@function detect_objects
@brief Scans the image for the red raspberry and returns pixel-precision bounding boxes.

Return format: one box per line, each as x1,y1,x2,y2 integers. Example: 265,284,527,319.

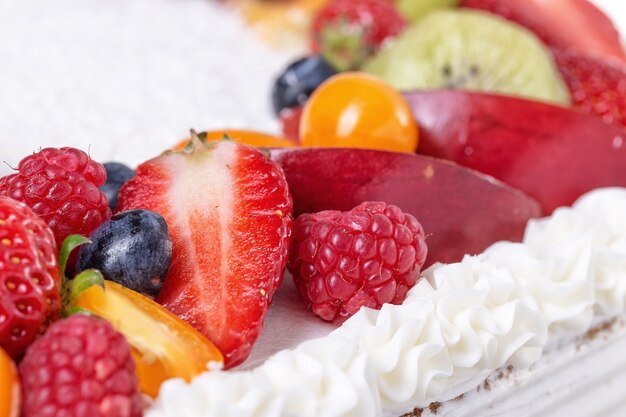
0,196,61,359
289,201,427,324
19,314,143,417
0,147,112,249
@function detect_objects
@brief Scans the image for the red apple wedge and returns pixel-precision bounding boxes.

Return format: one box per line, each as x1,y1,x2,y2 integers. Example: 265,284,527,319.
269,148,541,267
461,0,626,65
406,90,626,214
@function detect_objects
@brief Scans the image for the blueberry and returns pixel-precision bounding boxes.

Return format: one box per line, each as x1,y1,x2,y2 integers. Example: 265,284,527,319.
101,162,136,210
271,55,337,116
76,209,172,297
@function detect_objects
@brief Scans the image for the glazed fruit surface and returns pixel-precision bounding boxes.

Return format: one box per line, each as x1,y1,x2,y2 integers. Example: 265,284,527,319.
76,209,173,297
407,90,626,213
300,72,419,152
74,280,223,397
271,148,542,266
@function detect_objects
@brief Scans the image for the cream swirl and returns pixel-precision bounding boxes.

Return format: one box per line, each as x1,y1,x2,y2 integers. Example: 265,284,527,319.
521,188,626,320
147,369,280,417
481,237,595,335
574,188,626,316
337,257,547,411
146,334,379,417
259,334,379,417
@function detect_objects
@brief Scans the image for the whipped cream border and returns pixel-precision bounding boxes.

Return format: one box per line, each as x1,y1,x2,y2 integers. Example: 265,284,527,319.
146,188,626,417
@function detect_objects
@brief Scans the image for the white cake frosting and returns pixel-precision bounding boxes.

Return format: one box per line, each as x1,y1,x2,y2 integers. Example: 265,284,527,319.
339,258,547,411
481,236,595,335
146,188,626,417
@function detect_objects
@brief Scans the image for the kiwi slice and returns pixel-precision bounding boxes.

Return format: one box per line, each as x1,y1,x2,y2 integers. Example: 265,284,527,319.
364,10,571,106
396,0,461,22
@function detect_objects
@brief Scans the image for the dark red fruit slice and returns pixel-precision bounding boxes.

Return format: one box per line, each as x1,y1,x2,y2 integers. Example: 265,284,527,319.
461,0,626,64
270,148,541,267
407,90,626,214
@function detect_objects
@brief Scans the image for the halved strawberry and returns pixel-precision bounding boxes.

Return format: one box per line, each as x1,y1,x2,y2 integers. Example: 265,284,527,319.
554,48,626,130
116,138,293,368
461,0,626,64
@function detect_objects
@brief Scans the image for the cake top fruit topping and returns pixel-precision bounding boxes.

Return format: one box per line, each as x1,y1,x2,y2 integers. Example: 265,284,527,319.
2,1,626,416
64,234,224,399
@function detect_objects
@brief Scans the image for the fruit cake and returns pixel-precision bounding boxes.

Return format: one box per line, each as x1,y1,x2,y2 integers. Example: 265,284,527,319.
0,1,625,417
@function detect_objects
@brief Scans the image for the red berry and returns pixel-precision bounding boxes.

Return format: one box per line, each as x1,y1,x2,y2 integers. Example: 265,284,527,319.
0,147,112,250
312,0,407,71
554,48,626,130
289,201,427,324
0,196,61,359
117,139,293,368
19,314,143,417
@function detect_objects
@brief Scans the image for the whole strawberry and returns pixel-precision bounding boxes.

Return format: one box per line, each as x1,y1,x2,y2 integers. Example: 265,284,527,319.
554,49,626,130
19,314,143,417
289,201,427,324
0,196,61,359
0,147,112,251
312,0,407,71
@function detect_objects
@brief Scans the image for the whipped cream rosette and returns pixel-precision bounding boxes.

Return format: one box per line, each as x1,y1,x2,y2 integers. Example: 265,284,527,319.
338,257,548,411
